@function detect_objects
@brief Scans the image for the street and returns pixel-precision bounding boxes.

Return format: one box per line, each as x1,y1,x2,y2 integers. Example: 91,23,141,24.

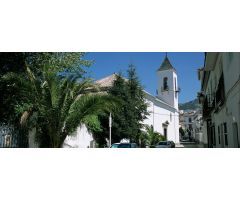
176,142,205,148
181,142,205,148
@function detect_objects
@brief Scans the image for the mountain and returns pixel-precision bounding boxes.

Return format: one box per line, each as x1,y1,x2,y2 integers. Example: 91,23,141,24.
179,98,201,111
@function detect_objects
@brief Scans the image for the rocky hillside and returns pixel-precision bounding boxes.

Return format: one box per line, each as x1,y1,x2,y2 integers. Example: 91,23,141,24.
179,98,201,111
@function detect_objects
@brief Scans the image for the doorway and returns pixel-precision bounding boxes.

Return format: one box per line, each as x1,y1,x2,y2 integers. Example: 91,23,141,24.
233,122,239,148
164,128,168,140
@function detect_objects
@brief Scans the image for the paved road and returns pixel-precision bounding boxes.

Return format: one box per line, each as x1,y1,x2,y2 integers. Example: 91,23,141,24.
181,142,205,148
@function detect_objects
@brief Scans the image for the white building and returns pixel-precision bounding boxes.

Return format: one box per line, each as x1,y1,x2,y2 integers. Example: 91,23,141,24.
198,52,240,148
179,109,203,142
192,109,203,143
63,55,180,147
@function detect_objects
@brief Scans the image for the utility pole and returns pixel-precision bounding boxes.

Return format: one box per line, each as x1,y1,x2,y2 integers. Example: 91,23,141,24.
109,113,112,148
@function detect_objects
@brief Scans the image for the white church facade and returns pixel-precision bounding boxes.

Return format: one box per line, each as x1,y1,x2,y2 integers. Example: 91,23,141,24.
63,55,180,147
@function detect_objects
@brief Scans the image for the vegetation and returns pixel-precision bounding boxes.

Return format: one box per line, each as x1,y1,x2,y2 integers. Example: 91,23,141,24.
0,53,27,124
144,125,166,147
1,53,119,147
91,65,149,147
1,54,163,148
179,127,185,137
126,65,149,143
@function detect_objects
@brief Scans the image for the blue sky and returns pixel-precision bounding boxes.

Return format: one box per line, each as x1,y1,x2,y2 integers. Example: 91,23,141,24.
85,52,205,104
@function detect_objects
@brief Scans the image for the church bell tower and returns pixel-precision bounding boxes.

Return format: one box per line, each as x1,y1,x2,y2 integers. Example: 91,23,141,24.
157,54,179,110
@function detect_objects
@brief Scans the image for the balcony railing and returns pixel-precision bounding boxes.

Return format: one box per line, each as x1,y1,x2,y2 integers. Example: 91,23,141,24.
202,73,225,118
203,94,214,118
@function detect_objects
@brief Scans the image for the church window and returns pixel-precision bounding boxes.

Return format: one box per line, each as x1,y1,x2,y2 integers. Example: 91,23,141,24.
163,77,168,90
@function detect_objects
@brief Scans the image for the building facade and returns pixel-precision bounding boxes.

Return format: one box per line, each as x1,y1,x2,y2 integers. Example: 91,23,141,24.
198,52,240,148
179,109,203,142
192,109,203,143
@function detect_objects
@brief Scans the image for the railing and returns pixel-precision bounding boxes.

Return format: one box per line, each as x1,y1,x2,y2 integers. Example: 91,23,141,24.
202,73,226,117
203,94,214,118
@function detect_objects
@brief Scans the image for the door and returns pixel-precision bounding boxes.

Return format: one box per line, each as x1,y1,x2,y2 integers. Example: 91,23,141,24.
233,122,239,148
220,124,224,148
207,119,213,147
164,128,167,140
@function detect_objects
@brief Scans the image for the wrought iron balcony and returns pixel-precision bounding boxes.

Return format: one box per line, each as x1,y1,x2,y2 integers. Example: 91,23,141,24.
202,94,214,118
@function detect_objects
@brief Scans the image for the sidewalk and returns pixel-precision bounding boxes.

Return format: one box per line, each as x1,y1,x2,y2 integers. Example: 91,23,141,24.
180,142,205,148
176,143,185,148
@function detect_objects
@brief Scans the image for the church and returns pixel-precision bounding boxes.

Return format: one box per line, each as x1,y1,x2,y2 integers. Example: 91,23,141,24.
63,55,180,147
144,55,180,143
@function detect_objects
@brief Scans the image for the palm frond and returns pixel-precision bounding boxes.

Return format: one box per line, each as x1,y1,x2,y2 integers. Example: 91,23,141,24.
65,94,119,134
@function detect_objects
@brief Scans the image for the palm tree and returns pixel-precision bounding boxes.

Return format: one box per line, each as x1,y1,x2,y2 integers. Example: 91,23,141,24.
3,56,119,148
145,125,165,147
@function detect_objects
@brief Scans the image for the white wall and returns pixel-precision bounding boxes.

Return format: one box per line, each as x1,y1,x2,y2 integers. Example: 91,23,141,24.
63,125,95,148
28,125,94,148
144,96,180,144
203,53,240,148
157,69,178,110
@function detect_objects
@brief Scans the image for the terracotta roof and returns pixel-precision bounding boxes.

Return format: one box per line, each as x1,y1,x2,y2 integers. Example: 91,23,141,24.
95,74,117,88
157,56,176,72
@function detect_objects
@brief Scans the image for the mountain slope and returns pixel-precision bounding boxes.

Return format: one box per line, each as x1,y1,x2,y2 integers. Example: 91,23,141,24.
179,99,201,111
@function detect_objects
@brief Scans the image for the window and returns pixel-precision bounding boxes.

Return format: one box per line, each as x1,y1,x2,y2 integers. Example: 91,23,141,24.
163,77,168,90
223,122,228,147
225,134,228,146
212,125,216,146
189,118,192,123
216,73,225,106
224,123,227,133
170,113,172,122
218,126,221,145
233,122,239,148
189,124,193,131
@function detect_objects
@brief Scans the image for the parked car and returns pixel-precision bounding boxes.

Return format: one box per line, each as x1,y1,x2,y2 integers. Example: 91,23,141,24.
169,141,175,148
155,141,175,148
117,143,138,148
111,143,120,148
180,136,190,142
